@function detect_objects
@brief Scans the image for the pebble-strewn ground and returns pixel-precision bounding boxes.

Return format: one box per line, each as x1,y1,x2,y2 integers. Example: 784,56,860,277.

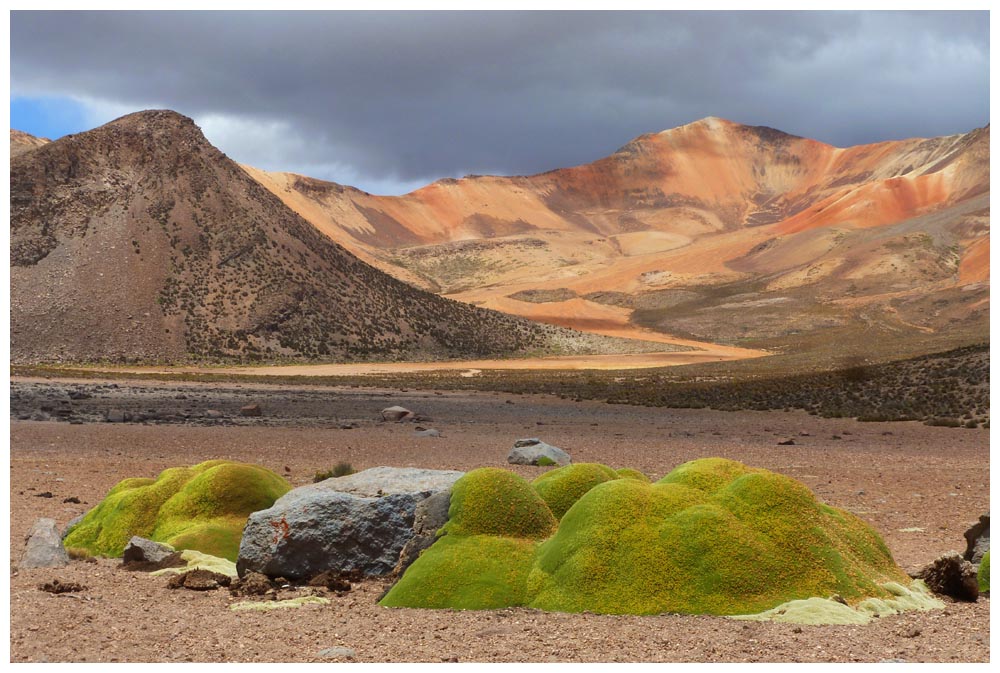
9,377,990,663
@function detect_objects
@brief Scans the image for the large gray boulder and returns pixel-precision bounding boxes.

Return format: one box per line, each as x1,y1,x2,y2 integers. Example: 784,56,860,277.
237,467,462,581
507,438,571,466
964,512,990,564
20,518,70,569
394,490,452,576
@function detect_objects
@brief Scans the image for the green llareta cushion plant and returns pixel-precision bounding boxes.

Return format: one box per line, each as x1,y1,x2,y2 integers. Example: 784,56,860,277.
63,460,291,561
531,462,619,519
381,458,915,618
979,550,990,592
380,468,556,610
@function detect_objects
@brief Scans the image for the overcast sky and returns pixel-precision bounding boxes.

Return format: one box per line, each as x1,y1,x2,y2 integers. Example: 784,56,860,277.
10,10,990,195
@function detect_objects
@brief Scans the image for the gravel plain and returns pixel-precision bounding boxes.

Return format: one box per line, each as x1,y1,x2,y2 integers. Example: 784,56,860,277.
8,377,990,663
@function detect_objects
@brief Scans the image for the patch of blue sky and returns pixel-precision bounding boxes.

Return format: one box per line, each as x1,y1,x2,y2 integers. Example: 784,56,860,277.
10,96,94,140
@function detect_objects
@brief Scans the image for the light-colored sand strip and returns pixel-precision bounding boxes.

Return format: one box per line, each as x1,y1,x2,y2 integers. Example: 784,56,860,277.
77,346,767,378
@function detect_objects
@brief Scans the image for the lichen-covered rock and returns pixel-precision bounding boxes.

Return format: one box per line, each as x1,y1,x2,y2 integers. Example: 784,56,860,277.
238,467,462,581
62,461,291,562
978,550,990,592
383,458,916,617
964,512,989,564
531,462,619,519
20,518,70,569
507,438,571,467
915,552,979,601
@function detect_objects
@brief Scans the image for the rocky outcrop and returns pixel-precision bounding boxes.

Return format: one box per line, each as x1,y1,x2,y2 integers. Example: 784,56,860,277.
507,438,572,466
914,552,979,601
20,518,70,569
237,467,462,580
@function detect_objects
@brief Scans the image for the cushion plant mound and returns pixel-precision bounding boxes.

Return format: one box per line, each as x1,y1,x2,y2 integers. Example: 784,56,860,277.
531,462,620,520
979,550,990,592
379,534,539,610
150,549,239,578
528,458,908,615
443,468,557,540
615,467,650,482
63,460,290,562
381,459,918,618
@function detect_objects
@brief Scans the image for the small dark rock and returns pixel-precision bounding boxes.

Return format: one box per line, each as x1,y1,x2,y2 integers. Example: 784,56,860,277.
915,552,979,601
63,496,81,504
901,627,921,638
240,404,262,417
35,492,54,498
167,569,232,591
778,439,796,446
229,571,276,597
39,579,85,594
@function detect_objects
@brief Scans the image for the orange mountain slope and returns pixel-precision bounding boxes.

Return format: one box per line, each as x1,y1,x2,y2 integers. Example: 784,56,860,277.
247,117,989,354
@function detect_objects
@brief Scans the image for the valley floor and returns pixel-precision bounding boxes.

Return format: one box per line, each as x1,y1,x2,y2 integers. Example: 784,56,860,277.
8,378,990,663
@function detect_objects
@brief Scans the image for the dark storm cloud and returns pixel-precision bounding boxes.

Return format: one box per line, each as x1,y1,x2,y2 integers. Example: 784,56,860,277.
10,10,989,194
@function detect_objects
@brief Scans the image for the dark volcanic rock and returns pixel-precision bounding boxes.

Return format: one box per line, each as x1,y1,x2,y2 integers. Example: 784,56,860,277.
963,512,990,564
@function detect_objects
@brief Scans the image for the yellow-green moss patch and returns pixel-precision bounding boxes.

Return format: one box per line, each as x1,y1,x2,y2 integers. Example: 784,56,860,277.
444,468,556,540
380,535,539,610
531,462,620,520
615,467,650,482
150,549,238,578
733,581,942,625
229,596,330,612
63,460,290,561
979,550,990,592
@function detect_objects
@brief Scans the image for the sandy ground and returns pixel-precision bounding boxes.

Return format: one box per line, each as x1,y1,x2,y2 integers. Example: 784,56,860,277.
76,345,768,378
8,378,990,663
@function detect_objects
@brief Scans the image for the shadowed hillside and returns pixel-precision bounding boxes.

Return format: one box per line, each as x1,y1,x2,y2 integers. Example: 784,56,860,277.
10,111,667,364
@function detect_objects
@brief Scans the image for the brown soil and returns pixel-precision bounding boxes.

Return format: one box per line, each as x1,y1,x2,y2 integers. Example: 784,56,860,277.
9,378,989,663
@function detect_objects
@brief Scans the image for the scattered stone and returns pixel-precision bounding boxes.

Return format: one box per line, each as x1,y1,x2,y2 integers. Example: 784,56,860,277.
901,626,921,638
39,579,85,594
441,655,459,663
778,439,796,445
167,569,232,591
20,518,70,569
34,492,54,498
318,646,356,660
381,406,414,422
205,409,224,419
308,569,362,592
229,571,276,597
963,512,989,564
394,490,453,576
106,409,129,423
792,626,802,634
914,552,979,601
507,438,572,467
122,536,177,566
68,391,91,400
238,467,462,580
413,428,441,438
240,403,262,417
62,496,81,504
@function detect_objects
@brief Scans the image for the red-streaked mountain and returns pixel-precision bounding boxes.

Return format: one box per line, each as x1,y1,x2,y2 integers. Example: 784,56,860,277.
248,117,989,357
